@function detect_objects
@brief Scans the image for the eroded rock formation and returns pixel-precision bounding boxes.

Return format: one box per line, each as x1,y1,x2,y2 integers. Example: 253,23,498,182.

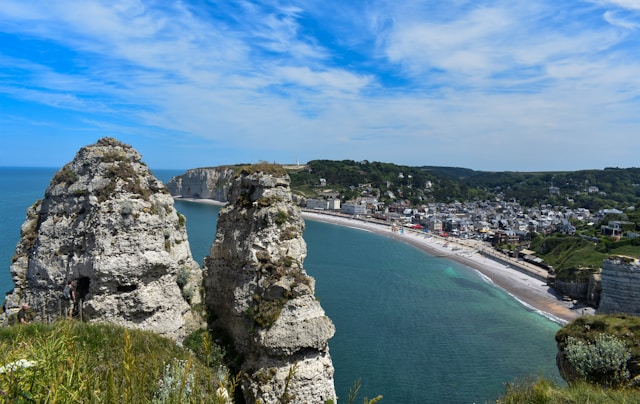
166,167,236,201
598,255,640,315
4,137,202,341
204,166,336,403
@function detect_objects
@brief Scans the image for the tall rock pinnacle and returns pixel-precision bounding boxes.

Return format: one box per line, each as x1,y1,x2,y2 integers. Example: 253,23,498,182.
204,165,337,403
4,137,202,341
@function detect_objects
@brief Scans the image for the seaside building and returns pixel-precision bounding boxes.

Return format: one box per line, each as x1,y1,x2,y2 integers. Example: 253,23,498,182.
342,203,367,215
306,198,341,211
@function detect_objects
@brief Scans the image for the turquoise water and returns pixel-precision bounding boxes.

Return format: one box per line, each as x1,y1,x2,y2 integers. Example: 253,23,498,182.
0,167,562,403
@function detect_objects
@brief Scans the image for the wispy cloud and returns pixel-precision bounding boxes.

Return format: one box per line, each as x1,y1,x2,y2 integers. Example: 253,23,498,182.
1,0,639,170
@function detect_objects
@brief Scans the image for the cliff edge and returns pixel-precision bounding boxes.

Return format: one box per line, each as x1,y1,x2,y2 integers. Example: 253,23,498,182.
3,137,202,341
204,165,336,403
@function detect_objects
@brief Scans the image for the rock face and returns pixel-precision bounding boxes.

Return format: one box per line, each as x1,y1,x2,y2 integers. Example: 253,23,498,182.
166,167,236,201
554,273,601,307
598,256,640,315
4,137,202,341
204,167,336,403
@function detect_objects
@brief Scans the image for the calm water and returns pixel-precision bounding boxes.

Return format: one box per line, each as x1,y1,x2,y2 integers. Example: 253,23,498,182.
0,167,562,403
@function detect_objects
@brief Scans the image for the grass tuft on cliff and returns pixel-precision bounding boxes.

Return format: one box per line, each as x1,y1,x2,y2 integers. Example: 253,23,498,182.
0,321,234,403
236,162,286,177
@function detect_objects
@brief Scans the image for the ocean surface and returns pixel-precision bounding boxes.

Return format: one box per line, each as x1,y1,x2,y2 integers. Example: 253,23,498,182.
0,167,563,403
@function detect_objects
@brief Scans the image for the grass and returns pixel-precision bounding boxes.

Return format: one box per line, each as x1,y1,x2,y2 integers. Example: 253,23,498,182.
0,321,234,403
236,163,287,177
498,375,640,403
531,234,640,281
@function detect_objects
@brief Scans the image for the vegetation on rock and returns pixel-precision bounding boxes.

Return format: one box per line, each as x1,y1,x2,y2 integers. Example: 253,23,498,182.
51,167,79,186
564,334,631,387
237,162,287,177
556,314,640,369
500,314,640,402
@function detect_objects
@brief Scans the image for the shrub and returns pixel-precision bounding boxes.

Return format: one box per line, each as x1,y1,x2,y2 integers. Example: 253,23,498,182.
100,150,127,163
275,210,289,226
153,358,195,403
178,213,186,227
564,333,631,387
52,167,78,186
176,268,190,288
183,329,226,370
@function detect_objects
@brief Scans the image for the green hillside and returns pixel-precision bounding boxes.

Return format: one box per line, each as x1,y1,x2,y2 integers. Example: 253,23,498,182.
289,160,640,210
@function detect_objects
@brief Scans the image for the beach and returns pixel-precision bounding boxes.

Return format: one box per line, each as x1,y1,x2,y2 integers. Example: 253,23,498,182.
174,198,591,325
300,210,593,325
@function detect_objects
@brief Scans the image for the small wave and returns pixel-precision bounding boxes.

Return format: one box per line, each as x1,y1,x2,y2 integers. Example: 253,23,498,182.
474,271,568,325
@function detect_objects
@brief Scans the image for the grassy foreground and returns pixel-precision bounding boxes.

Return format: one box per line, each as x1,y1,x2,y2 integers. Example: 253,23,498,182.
0,321,235,403
498,376,640,403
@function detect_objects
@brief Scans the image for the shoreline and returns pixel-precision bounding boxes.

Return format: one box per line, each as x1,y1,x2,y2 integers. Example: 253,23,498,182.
300,210,592,325
172,197,591,325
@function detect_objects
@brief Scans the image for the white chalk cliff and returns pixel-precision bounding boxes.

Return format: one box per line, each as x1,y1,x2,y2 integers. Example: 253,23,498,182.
166,166,236,201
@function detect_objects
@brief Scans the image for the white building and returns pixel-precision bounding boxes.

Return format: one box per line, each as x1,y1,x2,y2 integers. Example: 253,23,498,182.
342,203,367,215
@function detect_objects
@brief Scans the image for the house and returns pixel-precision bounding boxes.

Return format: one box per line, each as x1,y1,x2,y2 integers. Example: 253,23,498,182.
491,230,520,246
601,221,634,238
558,219,576,235
428,217,443,233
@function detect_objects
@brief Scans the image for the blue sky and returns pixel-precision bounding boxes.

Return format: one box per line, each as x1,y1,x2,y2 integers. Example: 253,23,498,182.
1,0,639,171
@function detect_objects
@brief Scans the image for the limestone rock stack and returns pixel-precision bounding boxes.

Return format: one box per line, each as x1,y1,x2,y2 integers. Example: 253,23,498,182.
204,166,336,403
4,137,202,341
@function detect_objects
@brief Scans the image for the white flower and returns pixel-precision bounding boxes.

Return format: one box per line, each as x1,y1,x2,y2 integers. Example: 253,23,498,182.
0,359,37,374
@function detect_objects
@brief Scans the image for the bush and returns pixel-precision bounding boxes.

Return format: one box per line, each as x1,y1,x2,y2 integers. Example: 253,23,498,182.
565,333,631,387
52,167,78,186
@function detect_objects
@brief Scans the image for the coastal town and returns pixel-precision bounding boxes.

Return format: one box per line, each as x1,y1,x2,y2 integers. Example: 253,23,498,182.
304,192,630,267
301,177,640,322
166,164,640,320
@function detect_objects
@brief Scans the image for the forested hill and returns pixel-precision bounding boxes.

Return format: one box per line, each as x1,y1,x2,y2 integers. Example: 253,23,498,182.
288,160,640,210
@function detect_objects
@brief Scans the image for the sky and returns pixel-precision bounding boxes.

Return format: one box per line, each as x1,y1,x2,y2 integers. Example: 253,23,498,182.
1,1,640,172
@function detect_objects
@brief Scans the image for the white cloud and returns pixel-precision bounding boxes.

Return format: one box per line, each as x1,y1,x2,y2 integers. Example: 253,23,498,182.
1,0,640,170
596,0,640,10
603,10,640,28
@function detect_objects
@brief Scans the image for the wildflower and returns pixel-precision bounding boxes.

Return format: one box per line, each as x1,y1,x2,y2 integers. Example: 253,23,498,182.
0,359,37,374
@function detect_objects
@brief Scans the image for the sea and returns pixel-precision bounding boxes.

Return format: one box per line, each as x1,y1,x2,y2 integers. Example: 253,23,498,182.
0,167,563,403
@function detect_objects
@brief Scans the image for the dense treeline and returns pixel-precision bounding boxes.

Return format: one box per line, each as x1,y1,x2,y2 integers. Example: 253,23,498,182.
289,160,640,210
